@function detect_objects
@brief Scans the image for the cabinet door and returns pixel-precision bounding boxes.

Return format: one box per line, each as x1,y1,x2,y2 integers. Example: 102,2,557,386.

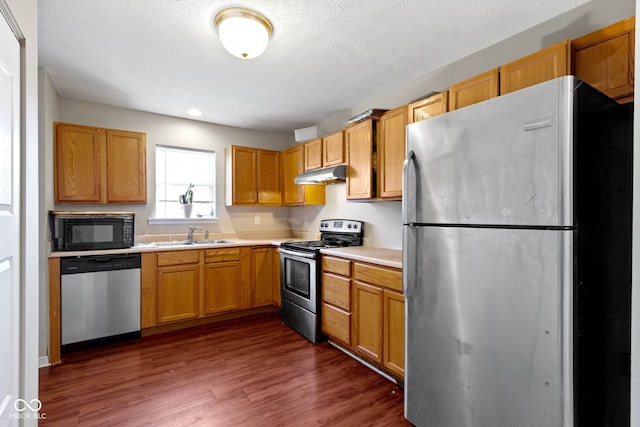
378,107,407,199
304,138,323,171
383,290,405,378
252,247,273,307
105,129,147,203
408,91,448,124
156,264,200,324
572,16,635,102
352,281,383,363
54,122,104,203
345,119,375,200
500,40,570,95
272,247,281,307
257,149,281,205
323,131,345,167
282,145,305,205
231,146,258,204
203,260,241,315
282,145,325,206
448,68,499,111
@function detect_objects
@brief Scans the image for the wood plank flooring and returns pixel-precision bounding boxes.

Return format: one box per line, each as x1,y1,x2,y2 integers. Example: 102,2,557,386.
39,312,410,426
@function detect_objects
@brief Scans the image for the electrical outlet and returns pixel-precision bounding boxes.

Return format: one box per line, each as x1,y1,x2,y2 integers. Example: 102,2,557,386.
254,215,260,225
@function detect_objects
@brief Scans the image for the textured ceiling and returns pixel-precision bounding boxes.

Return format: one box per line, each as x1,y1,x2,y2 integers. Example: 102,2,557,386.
38,0,589,134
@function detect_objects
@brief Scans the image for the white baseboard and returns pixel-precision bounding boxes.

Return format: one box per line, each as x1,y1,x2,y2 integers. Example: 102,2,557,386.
38,356,50,368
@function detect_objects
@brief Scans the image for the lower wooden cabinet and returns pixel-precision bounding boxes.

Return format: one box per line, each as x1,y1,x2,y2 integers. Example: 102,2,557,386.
353,281,384,363
252,246,273,307
321,255,404,380
383,290,405,378
141,246,279,330
156,250,201,324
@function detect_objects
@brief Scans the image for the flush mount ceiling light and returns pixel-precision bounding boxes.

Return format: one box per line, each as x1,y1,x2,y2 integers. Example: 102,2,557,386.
214,8,273,59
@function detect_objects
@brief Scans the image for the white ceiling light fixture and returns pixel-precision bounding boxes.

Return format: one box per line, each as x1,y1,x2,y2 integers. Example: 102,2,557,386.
186,108,202,117
214,8,273,59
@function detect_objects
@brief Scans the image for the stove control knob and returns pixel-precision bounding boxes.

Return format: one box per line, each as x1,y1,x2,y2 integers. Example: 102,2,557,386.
354,224,359,229
347,224,352,229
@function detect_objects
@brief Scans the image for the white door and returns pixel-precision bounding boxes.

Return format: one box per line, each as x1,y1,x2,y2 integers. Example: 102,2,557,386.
0,8,21,426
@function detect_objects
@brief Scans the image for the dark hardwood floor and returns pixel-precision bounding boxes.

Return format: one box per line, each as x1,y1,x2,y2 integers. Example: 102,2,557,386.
39,312,409,426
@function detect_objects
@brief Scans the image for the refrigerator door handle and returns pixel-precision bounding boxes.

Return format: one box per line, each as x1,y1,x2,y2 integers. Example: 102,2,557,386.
402,225,415,296
402,149,416,225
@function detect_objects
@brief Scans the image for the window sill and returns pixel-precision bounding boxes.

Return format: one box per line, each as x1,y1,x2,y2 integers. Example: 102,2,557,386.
148,217,219,225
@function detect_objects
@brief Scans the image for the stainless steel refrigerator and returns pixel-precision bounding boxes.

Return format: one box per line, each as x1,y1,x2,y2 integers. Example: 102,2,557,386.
402,76,632,426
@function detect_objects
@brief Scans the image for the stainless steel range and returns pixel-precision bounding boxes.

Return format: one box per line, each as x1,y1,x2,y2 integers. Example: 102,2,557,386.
280,219,364,343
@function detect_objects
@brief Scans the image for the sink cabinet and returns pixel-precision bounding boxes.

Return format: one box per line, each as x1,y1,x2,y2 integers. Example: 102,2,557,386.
156,250,201,324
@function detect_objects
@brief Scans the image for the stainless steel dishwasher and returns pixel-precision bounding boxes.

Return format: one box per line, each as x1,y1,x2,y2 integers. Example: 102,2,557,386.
61,253,141,351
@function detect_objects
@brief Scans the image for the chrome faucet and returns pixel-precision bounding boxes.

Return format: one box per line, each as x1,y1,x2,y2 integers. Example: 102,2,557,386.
187,226,202,241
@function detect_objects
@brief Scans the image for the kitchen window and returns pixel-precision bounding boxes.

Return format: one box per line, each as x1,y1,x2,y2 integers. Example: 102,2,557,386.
154,145,216,219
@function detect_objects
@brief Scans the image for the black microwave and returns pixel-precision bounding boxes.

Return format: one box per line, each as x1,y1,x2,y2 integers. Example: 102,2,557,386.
50,212,135,251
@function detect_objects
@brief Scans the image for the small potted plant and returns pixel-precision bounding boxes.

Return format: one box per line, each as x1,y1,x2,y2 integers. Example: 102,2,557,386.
179,183,194,218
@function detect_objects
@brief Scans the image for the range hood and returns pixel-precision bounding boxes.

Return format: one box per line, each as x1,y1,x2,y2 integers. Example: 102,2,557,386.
294,165,346,185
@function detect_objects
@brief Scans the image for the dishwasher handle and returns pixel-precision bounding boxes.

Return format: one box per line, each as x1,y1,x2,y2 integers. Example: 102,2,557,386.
60,253,141,275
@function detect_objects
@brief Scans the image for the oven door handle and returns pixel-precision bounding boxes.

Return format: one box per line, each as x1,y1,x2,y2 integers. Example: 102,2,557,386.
279,248,317,259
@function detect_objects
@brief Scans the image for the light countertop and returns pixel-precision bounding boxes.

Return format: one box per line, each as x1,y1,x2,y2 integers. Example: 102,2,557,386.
320,246,402,269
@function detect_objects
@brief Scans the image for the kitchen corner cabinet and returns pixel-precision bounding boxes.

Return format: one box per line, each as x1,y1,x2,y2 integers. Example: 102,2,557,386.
282,145,326,206
572,16,635,103
407,91,448,124
448,68,499,111
345,119,376,200
225,145,281,206
321,255,404,380
54,122,147,204
500,40,571,95
156,250,201,324
378,107,407,200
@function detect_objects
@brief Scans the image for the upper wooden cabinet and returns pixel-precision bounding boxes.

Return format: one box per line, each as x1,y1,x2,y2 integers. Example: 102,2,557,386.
304,131,345,171
572,16,635,103
225,145,281,206
407,91,448,124
322,130,345,167
304,138,323,171
345,119,375,200
282,144,326,206
54,122,147,204
378,106,407,200
500,40,571,95
448,68,499,111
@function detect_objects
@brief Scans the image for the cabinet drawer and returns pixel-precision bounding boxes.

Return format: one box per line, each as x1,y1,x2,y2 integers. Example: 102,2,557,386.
322,303,351,345
157,250,200,266
322,256,351,276
205,247,240,263
353,262,402,292
322,273,351,311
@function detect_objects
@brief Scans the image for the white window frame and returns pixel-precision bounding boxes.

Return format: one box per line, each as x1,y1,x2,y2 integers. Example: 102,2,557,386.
150,145,217,224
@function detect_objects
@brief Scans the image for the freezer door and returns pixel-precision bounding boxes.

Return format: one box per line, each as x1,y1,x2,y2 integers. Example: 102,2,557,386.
404,226,573,427
405,76,576,227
